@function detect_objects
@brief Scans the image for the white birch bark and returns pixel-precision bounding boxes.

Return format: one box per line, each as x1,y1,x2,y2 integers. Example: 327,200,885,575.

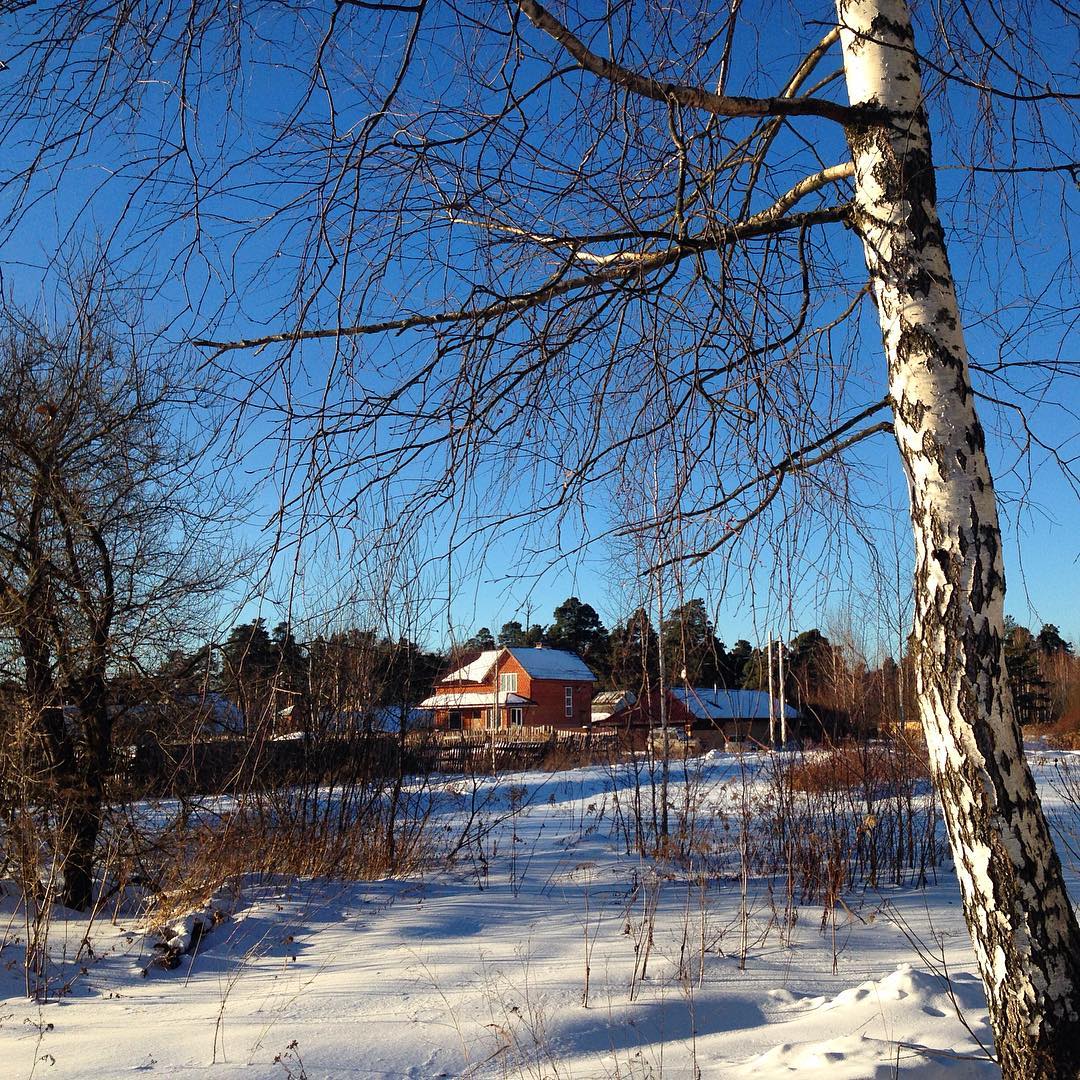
837,0,1080,1073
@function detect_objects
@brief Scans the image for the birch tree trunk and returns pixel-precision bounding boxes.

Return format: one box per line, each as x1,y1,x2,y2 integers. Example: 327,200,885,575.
837,0,1080,1073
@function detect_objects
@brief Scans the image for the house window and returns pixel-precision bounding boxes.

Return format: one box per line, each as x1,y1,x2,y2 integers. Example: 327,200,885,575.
564,686,574,718
510,706,523,727
486,707,500,730
500,672,518,693
448,710,462,731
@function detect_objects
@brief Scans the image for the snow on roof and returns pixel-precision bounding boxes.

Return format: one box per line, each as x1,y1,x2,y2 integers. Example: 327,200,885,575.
367,705,431,732
186,691,245,735
440,650,500,684
591,711,622,725
506,647,595,681
672,687,797,722
593,689,636,705
440,647,595,684
334,706,431,732
419,690,532,709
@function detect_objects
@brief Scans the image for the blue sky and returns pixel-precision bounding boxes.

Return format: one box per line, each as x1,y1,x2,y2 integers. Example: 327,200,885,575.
0,0,1076,655
432,411,1079,652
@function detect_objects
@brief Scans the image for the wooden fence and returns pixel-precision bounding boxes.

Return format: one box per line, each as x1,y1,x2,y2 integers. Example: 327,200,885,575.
113,727,620,796
115,733,400,796
406,728,618,773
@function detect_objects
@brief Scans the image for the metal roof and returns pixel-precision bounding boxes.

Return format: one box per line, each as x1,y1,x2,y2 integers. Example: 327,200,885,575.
440,646,595,684
671,687,797,721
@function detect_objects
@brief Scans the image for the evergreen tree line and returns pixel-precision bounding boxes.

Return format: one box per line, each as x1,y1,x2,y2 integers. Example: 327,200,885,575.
474,604,1080,737
1003,619,1077,727
150,605,1077,740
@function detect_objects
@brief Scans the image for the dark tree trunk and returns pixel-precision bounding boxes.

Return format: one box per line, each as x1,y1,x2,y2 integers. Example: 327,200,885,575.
60,800,100,912
58,676,111,911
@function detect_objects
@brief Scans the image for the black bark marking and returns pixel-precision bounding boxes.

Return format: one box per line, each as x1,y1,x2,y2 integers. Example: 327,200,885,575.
935,306,958,331
932,547,951,576
921,429,944,473
966,421,986,453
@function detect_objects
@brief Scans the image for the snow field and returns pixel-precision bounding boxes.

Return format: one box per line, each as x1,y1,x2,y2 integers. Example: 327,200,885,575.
4,748,1079,1078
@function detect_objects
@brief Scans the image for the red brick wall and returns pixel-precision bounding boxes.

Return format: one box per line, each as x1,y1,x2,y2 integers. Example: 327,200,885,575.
433,651,594,731
523,676,592,730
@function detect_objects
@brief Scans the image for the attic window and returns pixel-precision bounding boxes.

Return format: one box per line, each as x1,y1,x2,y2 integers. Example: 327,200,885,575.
500,672,518,693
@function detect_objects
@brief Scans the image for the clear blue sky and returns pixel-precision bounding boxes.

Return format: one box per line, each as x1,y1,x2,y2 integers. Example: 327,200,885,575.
1,0,1075,655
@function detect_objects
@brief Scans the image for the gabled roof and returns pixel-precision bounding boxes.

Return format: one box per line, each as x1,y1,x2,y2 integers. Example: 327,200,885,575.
671,687,797,722
440,646,595,685
441,649,501,684
506,647,595,681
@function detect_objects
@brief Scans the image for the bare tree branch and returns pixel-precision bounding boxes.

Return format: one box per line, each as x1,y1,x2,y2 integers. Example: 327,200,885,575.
515,0,855,123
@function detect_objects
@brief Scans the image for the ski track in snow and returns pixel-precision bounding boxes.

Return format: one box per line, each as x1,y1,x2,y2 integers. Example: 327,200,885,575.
4,746,1079,1078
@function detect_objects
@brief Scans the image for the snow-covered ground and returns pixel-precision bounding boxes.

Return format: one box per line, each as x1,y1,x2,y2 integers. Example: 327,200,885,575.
4,748,1080,1079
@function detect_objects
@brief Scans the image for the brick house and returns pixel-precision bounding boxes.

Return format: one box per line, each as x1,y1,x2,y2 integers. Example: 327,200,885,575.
419,646,596,732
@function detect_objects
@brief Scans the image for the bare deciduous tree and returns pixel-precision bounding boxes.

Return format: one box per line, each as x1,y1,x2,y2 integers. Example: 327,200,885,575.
0,281,230,910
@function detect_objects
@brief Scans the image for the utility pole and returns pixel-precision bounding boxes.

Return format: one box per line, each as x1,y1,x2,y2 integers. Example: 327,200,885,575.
656,574,669,843
646,450,669,845
767,637,776,749
491,648,499,770
777,637,787,748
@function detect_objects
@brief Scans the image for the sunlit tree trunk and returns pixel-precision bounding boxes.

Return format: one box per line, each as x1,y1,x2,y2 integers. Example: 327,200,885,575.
838,0,1080,1073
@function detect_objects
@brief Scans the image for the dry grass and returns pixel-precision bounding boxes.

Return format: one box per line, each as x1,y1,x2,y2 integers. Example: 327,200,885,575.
769,738,938,898
1029,718,1080,750
145,795,438,927
786,741,930,797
